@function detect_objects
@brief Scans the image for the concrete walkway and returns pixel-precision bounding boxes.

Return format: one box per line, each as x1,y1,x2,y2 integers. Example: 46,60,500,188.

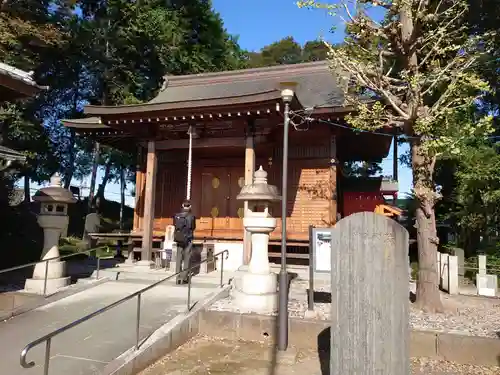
0,276,223,375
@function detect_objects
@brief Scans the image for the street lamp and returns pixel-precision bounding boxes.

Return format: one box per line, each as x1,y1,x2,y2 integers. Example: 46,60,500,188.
278,81,297,351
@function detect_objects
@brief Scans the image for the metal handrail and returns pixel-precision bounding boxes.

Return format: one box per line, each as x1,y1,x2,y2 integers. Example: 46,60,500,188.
20,249,229,375
0,247,106,296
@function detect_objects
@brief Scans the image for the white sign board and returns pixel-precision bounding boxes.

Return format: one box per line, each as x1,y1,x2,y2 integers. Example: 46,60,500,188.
312,228,332,273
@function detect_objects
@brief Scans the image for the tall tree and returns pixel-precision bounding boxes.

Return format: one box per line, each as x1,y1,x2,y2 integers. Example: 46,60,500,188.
299,0,494,311
303,39,329,62
70,0,246,203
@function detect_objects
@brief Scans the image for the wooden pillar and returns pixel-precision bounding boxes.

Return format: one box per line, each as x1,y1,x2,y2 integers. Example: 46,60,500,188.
329,134,338,225
140,140,157,265
243,131,255,265
133,145,144,232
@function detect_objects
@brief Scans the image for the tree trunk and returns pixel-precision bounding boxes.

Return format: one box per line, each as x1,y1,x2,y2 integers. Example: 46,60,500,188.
119,166,125,230
63,129,76,189
23,175,30,204
412,141,443,312
88,142,100,212
95,159,112,199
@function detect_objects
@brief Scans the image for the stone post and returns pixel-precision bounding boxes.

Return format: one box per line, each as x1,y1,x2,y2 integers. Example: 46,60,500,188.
330,212,410,375
448,255,459,295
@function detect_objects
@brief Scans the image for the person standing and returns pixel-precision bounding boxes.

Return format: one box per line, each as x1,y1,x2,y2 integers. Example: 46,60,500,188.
173,200,196,284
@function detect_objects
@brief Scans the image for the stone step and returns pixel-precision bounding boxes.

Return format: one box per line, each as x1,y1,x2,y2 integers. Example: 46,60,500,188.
90,267,234,286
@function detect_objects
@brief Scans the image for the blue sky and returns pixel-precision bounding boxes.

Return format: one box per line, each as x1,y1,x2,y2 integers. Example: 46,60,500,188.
26,0,413,206
210,0,413,198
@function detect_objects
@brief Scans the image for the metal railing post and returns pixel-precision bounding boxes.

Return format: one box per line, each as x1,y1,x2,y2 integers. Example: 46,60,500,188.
19,250,229,370
220,252,224,287
96,250,100,280
43,260,49,296
43,338,51,375
187,272,192,311
135,294,141,350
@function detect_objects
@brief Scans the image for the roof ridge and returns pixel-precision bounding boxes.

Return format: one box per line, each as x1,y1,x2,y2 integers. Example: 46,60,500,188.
165,61,330,87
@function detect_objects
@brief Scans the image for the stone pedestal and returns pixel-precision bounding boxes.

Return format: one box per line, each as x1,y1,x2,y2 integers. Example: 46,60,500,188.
24,210,71,294
232,216,278,313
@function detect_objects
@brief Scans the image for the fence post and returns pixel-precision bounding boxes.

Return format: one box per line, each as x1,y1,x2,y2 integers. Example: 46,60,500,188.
478,255,487,275
135,294,141,350
448,255,459,295
441,253,449,292
96,252,100,280
220,252,225,287
43,260,49,296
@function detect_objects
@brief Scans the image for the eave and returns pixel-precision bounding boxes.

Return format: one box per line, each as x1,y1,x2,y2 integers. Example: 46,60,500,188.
84,90,291,118
0,145,26,162
0,62,46,99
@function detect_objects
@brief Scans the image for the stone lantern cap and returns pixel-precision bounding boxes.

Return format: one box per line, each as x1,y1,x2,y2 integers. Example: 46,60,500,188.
32,173,77,204
236,166,281,202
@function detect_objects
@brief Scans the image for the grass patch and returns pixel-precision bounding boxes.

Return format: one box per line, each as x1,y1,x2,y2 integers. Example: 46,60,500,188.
59,237,115,260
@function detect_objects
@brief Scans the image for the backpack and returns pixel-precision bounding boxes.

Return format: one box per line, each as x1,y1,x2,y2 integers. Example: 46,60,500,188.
174,214,188,243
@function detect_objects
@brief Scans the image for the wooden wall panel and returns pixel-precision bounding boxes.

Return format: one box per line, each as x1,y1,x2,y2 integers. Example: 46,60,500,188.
135,129,337,242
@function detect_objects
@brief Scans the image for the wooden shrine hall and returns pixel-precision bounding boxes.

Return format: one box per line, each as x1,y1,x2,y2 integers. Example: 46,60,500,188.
63,61,396,269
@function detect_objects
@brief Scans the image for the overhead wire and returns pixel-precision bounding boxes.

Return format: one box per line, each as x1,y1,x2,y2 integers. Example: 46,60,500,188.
288,109,500,141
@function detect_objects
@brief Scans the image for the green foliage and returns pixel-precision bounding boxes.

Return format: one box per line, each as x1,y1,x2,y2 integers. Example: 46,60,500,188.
298,0,497,310
341,161,382,178
439,142,500,247
244,37,329,68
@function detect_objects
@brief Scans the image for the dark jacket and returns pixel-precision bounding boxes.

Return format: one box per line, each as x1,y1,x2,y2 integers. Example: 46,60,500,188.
173,211,196,243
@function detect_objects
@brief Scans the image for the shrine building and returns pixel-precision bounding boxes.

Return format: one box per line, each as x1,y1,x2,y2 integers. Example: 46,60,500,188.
63,61,399,269
0,62,45,169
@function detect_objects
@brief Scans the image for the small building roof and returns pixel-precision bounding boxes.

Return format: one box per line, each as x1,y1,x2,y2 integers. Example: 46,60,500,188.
61,116,109,130
0,145,25,161
0,62,46,165
0,62,46,99
0,145,26,167
84,61,344,117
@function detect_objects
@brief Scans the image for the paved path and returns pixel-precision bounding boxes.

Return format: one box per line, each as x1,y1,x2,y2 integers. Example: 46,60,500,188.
0,277,221,375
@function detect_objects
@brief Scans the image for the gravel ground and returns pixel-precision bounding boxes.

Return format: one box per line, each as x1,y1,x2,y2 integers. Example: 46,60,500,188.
139,336,500,375
210,278,500,338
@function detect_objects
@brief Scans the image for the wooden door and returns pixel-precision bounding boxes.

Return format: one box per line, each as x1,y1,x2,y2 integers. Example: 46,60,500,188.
198,167,230,236
228,166,245,233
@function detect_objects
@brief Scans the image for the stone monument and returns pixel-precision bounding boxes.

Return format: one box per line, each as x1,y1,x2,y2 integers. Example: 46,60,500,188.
330,212,410,375
25,173,77,295
232,166,281,313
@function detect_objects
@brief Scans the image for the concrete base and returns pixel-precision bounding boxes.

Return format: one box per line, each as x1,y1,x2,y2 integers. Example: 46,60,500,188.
32,260,66,279
24,276,71,295
476,274,498,297
232,271,278,313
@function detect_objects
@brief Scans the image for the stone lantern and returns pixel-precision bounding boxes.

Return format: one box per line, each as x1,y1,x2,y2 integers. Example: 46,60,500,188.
24,173,77,294
233,166,281,313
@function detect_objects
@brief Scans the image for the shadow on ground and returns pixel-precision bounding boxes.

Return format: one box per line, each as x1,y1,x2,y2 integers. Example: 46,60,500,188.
318,327,330,375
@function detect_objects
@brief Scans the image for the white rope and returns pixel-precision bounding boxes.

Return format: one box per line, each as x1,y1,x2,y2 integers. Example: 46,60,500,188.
186,126,193,201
